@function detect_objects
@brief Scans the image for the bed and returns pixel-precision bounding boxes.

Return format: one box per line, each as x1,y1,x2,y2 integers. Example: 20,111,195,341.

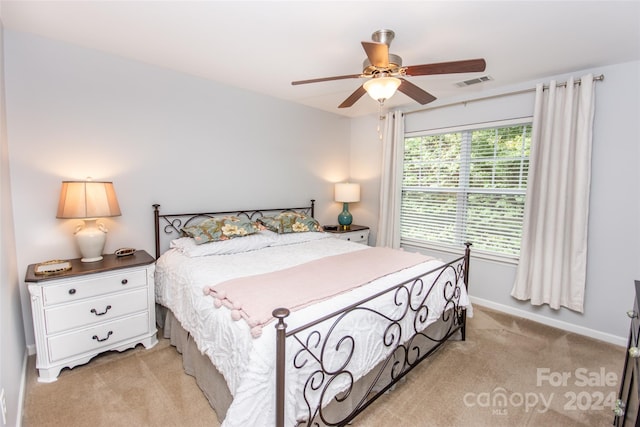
152,201,471,427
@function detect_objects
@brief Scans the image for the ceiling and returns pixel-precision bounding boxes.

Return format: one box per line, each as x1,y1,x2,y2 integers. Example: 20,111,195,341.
2,1,639,118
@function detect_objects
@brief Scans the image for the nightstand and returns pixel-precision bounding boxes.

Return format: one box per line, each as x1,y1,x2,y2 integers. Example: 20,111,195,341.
323,225,370,245
25,250,158,382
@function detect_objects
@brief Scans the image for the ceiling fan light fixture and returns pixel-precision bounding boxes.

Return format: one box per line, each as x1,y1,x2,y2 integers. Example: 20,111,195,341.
363,76,401,103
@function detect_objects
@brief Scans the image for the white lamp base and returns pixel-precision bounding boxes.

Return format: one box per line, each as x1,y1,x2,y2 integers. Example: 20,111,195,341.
75,219,107,262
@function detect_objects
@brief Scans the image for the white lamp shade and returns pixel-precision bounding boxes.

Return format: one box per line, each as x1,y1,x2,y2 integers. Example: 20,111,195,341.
56,181,121,219
335,183,361,203
363,77,401,102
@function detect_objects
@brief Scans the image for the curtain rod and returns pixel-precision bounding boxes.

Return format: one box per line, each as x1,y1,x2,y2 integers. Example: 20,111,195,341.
549,74,604,88
404,74,604,116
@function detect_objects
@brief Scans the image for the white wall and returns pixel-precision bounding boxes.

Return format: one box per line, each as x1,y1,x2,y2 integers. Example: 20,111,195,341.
352,60,640,345
0,15,27,427
4,30,353,348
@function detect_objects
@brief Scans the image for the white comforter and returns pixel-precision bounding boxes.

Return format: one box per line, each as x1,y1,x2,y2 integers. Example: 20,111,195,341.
155,235,471,427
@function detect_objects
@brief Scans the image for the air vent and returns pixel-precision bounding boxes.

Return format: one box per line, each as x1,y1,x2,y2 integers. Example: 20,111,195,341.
455,75,493,87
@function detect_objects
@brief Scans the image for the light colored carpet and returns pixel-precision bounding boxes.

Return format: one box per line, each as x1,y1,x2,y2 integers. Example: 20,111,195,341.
22,305,624,426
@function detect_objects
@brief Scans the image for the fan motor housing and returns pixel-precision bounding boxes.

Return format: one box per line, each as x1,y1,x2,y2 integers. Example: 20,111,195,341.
362,53,403,76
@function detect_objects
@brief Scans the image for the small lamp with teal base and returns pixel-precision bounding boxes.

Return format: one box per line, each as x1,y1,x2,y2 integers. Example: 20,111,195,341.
335,182,361,230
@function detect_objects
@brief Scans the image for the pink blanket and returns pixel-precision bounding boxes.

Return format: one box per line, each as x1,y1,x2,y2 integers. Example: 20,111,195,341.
203,247,432,338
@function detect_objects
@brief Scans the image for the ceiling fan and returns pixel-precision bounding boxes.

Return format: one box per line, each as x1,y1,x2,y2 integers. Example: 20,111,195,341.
292,29,487,108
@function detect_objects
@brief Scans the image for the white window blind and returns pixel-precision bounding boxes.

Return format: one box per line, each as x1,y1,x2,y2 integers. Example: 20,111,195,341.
401,120,532,257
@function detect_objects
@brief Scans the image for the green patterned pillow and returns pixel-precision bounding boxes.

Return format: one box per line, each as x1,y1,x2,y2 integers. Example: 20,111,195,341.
258,212,322,234
257,216,282,233
182,216,259,244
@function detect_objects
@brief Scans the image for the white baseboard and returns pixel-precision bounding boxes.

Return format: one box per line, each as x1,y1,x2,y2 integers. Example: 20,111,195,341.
470,296,627,347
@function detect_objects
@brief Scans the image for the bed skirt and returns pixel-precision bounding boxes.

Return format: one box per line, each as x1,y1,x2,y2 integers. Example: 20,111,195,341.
156,302,461,425
157,305,232,423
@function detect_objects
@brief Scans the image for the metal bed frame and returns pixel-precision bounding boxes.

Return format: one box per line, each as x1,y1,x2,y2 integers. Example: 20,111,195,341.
153,200,315,259
153,201,470,427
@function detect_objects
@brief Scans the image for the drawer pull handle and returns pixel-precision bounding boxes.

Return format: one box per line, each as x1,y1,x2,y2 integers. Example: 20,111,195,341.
121,279,128,285
68,288,77,295
629,347,640,358
627,310,638,318
92,331,113,342
90,305,112,316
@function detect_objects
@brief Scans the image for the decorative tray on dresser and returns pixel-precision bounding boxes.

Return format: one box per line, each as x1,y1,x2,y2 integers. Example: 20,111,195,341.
25,250,158,382
614,280,640,425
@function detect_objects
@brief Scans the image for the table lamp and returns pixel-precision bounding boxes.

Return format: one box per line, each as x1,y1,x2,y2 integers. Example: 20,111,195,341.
56,180,121,262
335,182,360,230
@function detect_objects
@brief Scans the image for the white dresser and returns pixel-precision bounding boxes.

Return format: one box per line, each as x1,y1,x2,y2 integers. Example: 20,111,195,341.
323,225,370,245
25,250,158,382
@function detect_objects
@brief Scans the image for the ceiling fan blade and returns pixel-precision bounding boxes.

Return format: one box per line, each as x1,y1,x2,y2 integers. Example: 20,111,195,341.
397,78,437,105
361,41,389,68
405,59,486,76
292,73,362,85
338,85,367,108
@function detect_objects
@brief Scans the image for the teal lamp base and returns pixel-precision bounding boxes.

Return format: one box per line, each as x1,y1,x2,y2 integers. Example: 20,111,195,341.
338,202,353,230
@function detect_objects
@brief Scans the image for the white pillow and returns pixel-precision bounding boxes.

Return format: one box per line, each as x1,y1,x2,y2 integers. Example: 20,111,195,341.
170,231,276,257
266,230,332,247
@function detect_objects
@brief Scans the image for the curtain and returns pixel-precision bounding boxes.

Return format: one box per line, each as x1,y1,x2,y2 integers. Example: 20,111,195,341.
376,111,404,248
511,74,596,313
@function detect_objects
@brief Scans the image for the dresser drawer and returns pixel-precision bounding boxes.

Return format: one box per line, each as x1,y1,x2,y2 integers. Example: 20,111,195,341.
336,231,369,244
45,288,148,334
47,312,149,362
43,269,147,306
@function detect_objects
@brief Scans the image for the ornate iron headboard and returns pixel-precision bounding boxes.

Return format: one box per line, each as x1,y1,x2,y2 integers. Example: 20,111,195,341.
153,200,316,259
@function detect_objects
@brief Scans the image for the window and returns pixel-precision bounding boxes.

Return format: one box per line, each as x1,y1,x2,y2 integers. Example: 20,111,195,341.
400,120,532,258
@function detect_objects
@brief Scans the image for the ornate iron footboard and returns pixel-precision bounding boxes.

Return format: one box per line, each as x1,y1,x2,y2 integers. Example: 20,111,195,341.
273,243,471,427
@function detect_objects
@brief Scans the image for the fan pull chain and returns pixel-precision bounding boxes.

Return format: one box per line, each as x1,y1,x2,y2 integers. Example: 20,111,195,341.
377,101,384,140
